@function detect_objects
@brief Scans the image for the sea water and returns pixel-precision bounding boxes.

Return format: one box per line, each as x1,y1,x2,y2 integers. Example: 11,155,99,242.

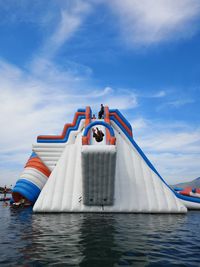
0,203,200,267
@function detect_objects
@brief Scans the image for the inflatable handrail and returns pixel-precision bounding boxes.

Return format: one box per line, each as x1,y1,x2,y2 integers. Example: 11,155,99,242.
85,106,92,141
37,107,92,143
77,108,86,112
109,111,133,137
109,109,132,134
37,115,85,143
104,106,111,145
82,121,116,145
37,111,85,140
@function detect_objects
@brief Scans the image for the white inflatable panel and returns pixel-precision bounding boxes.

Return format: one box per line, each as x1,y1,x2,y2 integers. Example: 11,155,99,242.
34,120,187,213
20,167,48,190
179,199,200,210
33,119,85,171
33,133,83,212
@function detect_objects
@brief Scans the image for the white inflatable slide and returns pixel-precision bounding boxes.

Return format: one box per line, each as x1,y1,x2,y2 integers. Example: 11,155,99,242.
31,106,186,213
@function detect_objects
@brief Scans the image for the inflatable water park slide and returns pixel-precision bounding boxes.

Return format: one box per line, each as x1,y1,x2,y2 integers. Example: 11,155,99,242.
174,187,200,210
12,106,191,213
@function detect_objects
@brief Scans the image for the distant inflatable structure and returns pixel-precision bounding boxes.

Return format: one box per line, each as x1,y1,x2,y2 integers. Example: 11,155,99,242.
12,106,187,213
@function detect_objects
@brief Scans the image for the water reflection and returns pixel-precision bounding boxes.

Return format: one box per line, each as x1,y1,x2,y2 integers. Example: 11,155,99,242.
79,214,121,267
1,204,200,267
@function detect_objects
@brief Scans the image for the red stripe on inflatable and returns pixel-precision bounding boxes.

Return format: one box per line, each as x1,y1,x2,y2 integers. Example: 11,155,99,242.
25,158,51,177
81,106,91,145
85,106,91,141
104,106,111,144
179,187,192,196
109,112,133,137
37,111,85,140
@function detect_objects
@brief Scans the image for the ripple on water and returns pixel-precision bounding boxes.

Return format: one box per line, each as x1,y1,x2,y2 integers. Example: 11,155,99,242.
0,205,200,266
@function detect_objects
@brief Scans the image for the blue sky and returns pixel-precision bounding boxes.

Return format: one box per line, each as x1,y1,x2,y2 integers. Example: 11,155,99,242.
0,0,200,186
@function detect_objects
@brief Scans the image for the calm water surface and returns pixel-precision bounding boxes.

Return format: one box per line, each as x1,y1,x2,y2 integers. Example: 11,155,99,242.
0,203,200,266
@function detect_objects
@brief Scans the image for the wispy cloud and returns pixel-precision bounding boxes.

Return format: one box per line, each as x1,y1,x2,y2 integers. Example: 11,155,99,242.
0,59,138,185
157,96,195,110
107,0,200,46
40,1,92,59
167,98,195,108
131,118,200,184
152,90,166,98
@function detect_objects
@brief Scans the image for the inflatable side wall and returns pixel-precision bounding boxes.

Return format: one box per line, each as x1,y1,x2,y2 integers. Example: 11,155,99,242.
12,152,51,203
12,107,91,204
33,106,187,213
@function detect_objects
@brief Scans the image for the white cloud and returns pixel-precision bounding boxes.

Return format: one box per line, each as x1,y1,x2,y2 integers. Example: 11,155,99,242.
152,90,166,98
157,96,195,111
0,60,137,186
167,98,195,108
42,1,92,59
132,118,200,184
149,152,200,185
108,0,200,46
131,118,148,130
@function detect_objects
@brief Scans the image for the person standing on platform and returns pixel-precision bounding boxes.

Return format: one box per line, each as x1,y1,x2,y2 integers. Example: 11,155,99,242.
98,104,104,119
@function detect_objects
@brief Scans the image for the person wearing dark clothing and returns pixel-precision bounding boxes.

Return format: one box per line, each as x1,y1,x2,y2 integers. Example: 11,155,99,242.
92,127,104,142
98,104,104,119
3,186,7,198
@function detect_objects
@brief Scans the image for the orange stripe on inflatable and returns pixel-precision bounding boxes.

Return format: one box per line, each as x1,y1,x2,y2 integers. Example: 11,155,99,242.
110,137,116,145
180,187,192,195
85,106,91,141
104,106,111,144
109,112,133,137
82,136,89,145
25,162,51,177
38,111,85,140
25,158,51,177
82,106,91,145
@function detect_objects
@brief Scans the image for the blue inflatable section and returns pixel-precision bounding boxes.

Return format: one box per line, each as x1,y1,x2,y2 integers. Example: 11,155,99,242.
30,151,37,158
37,115,85,143
175,192,200,204
77,108,86,112
83,121,115,137
174,187,183,191
12,179,41,203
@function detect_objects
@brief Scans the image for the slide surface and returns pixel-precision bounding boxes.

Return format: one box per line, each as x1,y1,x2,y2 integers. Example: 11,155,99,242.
33,111,186,213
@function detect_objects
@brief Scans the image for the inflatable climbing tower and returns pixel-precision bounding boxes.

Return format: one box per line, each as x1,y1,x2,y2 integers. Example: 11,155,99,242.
12,106,187,213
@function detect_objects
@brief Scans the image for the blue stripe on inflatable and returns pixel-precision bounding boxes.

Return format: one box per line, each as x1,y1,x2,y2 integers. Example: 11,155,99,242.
77,108,86,112
174,187,183,191
37,115,85,143
110,116,177,196
12,179,41,203
89,108,92,117
30,152,37,158
83,121,115,137
109,109,132,132
175,192,200,204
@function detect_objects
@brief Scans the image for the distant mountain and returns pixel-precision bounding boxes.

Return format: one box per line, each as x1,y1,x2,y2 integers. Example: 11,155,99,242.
171,177,200,189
